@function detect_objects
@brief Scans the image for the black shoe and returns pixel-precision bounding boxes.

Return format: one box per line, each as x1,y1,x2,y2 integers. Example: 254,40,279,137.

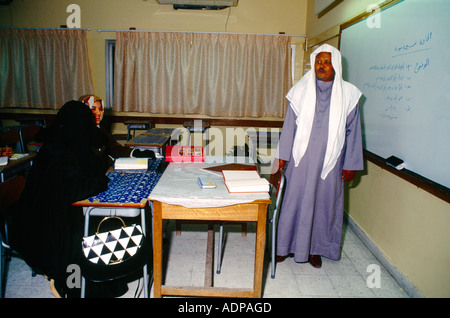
276,253,294,263
308,254,322,268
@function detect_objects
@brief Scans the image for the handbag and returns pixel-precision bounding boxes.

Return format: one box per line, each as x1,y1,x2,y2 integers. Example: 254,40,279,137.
82,216,144,266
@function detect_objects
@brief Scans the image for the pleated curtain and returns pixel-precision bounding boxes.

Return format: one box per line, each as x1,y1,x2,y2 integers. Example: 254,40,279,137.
0,28,94,109
113,32,291,118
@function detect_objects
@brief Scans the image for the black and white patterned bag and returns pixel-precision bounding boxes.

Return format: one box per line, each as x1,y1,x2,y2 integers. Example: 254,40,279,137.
82,217,144,266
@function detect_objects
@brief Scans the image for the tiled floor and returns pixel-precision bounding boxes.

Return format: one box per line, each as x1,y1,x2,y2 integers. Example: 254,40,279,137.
2,217,410,298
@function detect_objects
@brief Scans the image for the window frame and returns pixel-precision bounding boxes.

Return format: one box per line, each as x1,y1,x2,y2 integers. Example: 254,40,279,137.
105,39,115,110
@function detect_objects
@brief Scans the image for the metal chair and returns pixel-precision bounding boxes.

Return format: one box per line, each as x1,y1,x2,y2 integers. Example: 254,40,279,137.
18,125,42,153
0,176,28,297
0,128,23,153
216,169,286,278
80,206,151,298
267,169,286,279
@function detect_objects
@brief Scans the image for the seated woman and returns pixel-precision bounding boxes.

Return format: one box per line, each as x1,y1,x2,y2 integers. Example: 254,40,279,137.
9,101,111,297
80,95,154,163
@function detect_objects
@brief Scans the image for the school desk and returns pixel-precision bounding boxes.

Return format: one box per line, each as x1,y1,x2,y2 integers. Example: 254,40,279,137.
0,153,36,183
148,156,271,298
183,120,210,154
144,128,183,146
125,134,170,156
72,158,164,297
123,119,151,141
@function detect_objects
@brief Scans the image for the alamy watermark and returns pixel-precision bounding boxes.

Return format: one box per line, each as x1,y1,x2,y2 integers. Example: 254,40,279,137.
66,4,81,28
366,264,381,288
66,264,81,289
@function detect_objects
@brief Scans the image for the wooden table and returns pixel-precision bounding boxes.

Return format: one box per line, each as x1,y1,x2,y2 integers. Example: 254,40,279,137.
149,157,271,298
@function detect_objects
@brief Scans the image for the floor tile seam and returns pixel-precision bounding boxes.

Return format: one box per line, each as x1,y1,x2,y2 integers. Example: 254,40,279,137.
326,270,377,298
307,260,376,297
291,273,340,297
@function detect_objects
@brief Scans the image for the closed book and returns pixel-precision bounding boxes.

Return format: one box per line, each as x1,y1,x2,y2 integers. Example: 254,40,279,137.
202,163,257,176
10,153,28,160
114,157,148,170
385,155,404,170
222,170,269,193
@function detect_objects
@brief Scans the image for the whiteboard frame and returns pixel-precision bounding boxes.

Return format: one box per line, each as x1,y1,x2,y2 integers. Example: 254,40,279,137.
338,0,449,203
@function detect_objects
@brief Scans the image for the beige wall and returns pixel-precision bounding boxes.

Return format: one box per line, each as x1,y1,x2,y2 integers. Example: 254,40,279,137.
306,0,449,297
1,0,307,154
0,0,308,153
0,0,307,114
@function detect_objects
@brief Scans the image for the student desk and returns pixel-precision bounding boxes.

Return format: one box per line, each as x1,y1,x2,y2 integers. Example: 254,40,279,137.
124,119,151,141
125,134,170,156
183,120,210,154
145,128,183,146
0,153,36,183
247,130,280,174
72,159,164,297
149,156,271,298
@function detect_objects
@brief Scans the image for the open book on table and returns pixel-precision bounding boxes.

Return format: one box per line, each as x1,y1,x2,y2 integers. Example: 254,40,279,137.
222,170,270,193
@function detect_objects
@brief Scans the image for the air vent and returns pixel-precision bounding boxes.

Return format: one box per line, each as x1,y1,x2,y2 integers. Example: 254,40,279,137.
157,0,238,9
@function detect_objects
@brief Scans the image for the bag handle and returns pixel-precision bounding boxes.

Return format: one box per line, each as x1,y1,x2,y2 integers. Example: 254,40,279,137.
96,216,126,234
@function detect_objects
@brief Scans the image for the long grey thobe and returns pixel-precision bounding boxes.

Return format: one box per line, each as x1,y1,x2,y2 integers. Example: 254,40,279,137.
276,79,363,262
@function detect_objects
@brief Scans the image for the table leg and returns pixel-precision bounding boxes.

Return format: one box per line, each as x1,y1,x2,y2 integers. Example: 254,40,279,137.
152,201,163,298
253,202,268,297
204,222,214,287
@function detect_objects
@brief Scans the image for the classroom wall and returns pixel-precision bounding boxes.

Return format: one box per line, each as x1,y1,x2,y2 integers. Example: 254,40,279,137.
1,0,307,154
0,0,307,119
306,0,449,298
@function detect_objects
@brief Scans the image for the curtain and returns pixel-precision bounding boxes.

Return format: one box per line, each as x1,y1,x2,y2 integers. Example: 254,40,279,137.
0,29,94,109
114,32,291,118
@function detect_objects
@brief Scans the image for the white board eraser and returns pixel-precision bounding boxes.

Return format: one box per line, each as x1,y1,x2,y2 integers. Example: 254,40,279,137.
386,155,404,170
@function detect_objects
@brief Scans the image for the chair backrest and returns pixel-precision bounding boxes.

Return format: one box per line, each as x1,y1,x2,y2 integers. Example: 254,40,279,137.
0,129,21,148
19,125,42,152
0,176,26,213
274,169,286,209
268,169,286,221
269,169,285,196
0,176,26,248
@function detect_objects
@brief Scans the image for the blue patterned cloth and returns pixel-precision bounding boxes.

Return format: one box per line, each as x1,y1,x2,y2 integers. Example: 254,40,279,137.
88,172,162,204
88,159,164,204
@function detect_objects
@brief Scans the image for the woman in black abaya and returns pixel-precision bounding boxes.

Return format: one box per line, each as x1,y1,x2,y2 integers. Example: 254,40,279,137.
9,101,110,297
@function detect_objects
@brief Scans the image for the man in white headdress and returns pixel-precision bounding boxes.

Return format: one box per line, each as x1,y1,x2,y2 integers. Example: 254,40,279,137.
273,44,363,268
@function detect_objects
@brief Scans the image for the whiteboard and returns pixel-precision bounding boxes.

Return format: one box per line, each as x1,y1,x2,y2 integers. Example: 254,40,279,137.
340,0,450,189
